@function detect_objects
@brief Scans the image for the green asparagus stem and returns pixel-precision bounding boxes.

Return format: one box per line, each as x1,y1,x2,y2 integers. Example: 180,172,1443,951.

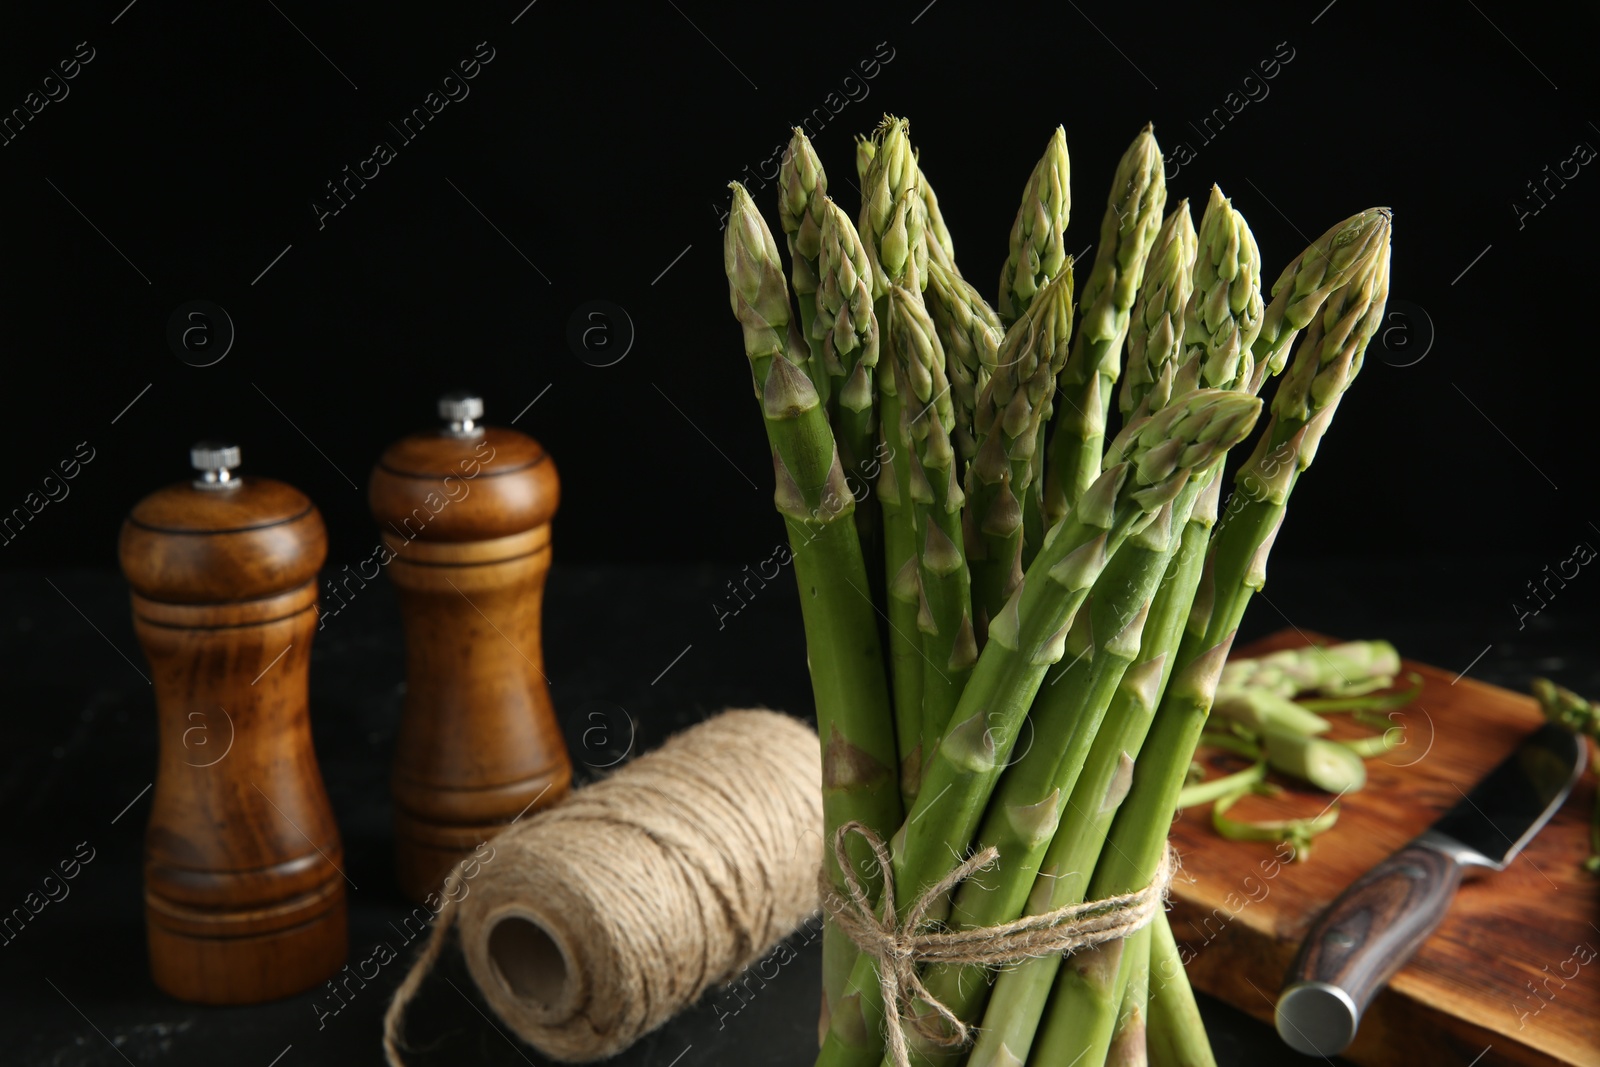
1107,924,1153,1067
998,126,1069,327
886,286,978,763
1031,211,1392,1067
1032,910,1148,1066
965,271,1074,635
816,389,1262,1067
779,129,832,403
725,182,903,1040
878,438,925,808
1146,911,1218,1067
1121,203,1198,419
1043,125,1168,529
925,259,1001,480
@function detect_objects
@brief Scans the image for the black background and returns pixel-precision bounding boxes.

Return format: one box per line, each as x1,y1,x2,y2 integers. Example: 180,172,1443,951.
0,0,1597,574
4,2,1600,1065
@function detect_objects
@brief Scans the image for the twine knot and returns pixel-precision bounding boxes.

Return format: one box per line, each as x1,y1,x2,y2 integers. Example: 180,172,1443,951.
822,821,1176,1067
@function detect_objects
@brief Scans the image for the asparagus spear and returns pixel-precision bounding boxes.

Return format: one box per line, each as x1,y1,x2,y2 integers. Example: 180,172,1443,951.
1121,203,1198,420
965,271,1074,634
997,126,1070,327
815,197,887,662
1042,125,1168,529
925,259,1001,478
1146,911,1218,1067
816,389,1262,1067
724,182,903,1037
1107,924,1154,1067
860,117,932,803
1030,214,1392,1067
1203,214,1393,653
886,285,978,762
779,128,832,403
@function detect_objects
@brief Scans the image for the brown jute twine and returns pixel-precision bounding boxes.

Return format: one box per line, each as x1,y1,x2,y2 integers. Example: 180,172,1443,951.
382,709,824,1065
823,821,1177,1067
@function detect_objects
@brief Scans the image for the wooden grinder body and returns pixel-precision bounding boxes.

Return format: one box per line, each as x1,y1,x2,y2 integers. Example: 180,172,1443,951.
370,423,570,902
119,475,346,1004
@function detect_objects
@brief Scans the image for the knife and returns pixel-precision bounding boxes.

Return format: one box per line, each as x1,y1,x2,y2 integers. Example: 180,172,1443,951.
1275,720,1586,1057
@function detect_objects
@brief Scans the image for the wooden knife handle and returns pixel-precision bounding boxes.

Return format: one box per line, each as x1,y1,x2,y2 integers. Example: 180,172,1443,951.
1276,840,1463,1056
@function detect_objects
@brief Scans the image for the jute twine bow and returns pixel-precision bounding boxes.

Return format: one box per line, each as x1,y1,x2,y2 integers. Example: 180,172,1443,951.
822,821,1177,1067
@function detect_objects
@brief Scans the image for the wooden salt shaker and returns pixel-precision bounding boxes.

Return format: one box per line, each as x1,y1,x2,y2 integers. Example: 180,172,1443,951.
119,443,346,1004
370,393,570,902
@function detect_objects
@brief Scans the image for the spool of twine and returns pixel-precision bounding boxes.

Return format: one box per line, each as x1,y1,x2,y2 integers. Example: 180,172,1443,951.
383,708,823,1064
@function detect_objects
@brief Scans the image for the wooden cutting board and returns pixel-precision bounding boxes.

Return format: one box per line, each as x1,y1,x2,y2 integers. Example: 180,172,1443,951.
1167,630,1599,1067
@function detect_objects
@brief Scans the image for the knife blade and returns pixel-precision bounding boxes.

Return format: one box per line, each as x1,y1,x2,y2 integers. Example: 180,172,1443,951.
1275,719,1586,1057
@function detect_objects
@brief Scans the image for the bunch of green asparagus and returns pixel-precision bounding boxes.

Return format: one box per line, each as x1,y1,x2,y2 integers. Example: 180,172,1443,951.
722,115,1392,1067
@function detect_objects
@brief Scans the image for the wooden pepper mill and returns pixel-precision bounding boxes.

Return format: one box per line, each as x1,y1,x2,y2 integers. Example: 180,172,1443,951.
370,393,571,902
119,443,346,1004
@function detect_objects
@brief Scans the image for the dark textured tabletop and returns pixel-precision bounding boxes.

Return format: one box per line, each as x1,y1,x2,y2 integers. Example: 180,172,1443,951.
3,557,1592,1066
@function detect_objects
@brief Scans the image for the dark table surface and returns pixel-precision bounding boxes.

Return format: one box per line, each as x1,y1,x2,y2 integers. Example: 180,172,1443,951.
3,557,1594,1066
